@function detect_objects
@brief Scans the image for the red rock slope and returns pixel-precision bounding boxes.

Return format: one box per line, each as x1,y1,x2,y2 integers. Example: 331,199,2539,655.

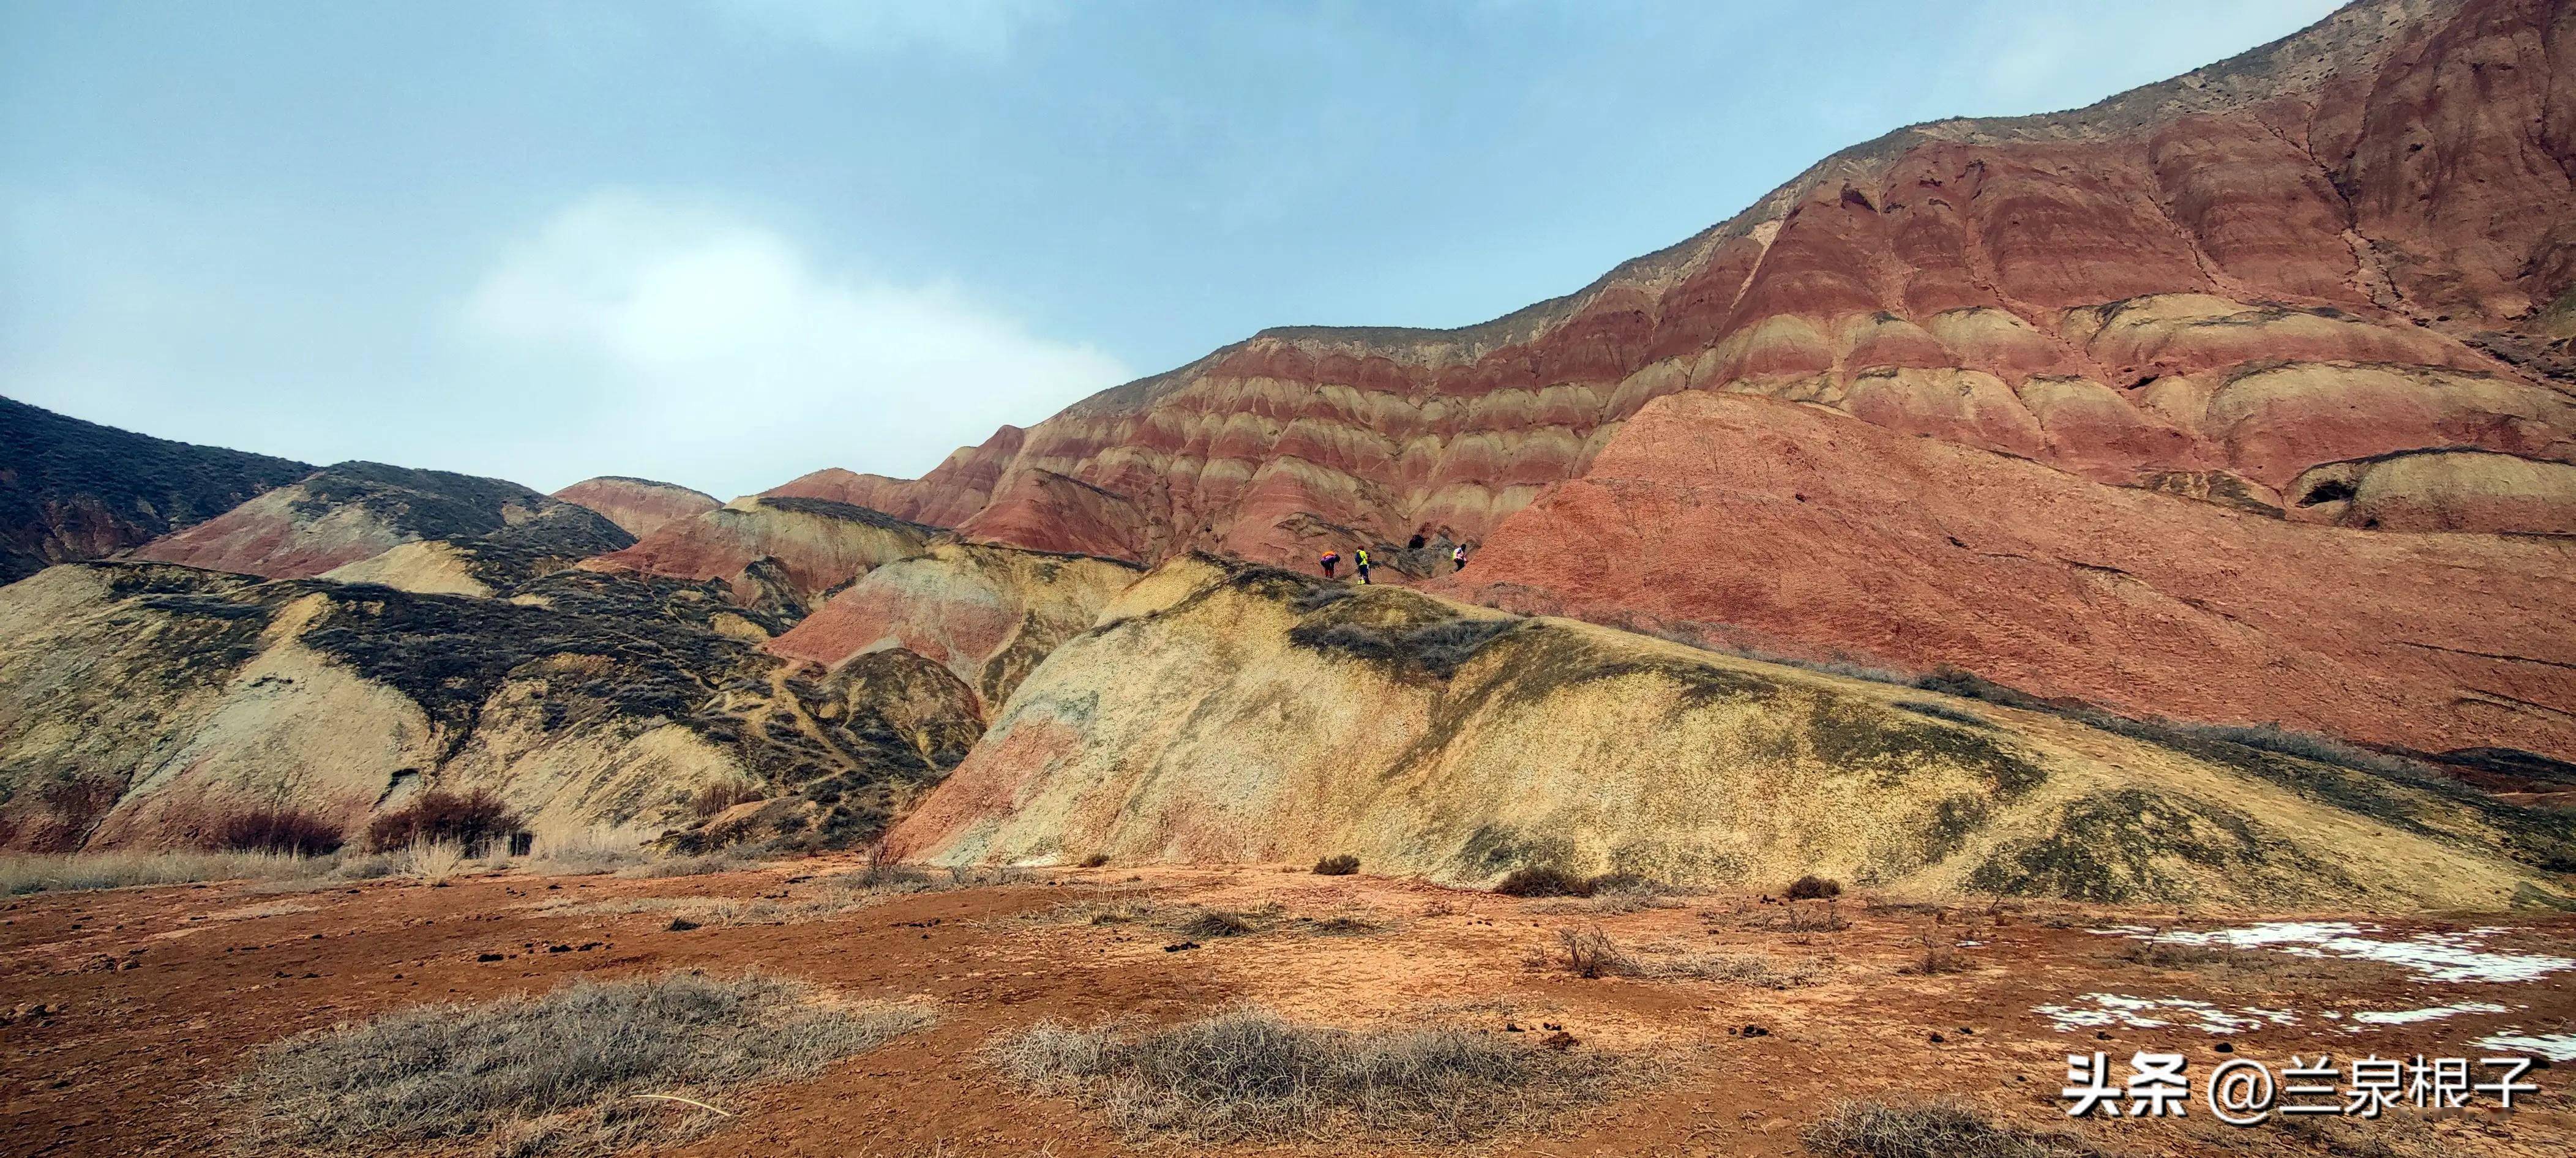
550,476,720,539
1440,392,2576,760
815,0,2576,562
578,496,935,615
766,542,1140,715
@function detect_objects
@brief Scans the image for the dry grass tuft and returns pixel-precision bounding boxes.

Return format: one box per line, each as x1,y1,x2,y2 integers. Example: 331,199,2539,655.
400,839,468,886
1650,951,1832,988
1898,936,1971,976
1805,1099,2106,1158
991,1007,1619,1143
229,972,930,1157
0,850,336,895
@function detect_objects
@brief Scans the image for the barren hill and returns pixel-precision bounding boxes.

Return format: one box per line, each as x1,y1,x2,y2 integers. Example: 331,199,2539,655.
893,554,2572,911
0,562,979,854
0,396,313,585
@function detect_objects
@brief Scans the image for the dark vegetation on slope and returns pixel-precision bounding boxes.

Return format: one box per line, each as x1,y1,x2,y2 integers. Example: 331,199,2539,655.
0,396,313,583
41,562,976,854
755,495,938,535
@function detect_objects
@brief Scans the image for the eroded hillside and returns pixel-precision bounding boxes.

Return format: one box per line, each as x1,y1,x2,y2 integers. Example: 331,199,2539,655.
0,562,979,853
894,555,2575,911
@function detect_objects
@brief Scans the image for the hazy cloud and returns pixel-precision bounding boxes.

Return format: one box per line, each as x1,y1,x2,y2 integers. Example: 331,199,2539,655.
460,191,1129,497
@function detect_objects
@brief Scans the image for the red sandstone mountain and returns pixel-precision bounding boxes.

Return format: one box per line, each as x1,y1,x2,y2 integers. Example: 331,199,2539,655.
551,476,720,539
127,461,631,580
1437,392,2576,759
579,496,936,619
793,0,2576,567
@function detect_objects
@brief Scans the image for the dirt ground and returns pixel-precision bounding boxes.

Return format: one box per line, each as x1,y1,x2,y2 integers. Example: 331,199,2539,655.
4,859,2572,1157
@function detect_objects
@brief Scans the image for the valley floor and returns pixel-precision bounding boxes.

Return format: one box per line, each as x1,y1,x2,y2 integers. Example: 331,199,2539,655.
4,860,2573,1157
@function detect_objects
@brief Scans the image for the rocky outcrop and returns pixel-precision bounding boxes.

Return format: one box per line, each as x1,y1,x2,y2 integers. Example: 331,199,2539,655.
768,543,1141,714
550,476,721,539
789,0,2576,568
894,555,2569,910
127,462,632,580
0,396,312,585
578,496,937,618
1440,392,2576,760
0,562,981,853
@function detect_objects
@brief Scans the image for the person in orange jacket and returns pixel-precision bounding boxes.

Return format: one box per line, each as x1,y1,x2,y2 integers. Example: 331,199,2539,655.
1320,550,1339,578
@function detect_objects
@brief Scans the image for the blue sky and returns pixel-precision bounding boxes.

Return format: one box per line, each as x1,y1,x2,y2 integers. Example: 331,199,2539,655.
2,0,2341,499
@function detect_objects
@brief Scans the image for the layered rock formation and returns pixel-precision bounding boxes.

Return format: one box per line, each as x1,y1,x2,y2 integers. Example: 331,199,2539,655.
768,543,1141,715
0,562,981,853
127,461,632,580
796,0,2576,564
1442,392,2576,760
578,496,937,621
894,555,2569,910
0,396,312,585
551,476,721,539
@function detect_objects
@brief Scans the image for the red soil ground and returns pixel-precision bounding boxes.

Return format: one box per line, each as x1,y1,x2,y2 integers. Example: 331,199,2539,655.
4,860,2571,1157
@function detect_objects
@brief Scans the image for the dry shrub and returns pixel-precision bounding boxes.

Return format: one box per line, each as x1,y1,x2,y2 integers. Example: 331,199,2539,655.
687,780,764,819
1805,1099,2105,1158
1650,951,1830,988
228,973,931,1157
211,807,346,856
1312,853,1360,876
401,839,468,886
516,824,651,876
366,789,519,854
1784,874,1843,901
991,1006,1618,1143
1,850,334,896
1492,865,1593,898
1079,852,1112,868
1900,936,1969,976
1554,927,1636,978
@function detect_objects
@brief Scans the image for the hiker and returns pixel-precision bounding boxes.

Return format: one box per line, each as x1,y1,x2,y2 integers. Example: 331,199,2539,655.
1320,550,1339,578
1451,544,1467,572
1354,546,1372,585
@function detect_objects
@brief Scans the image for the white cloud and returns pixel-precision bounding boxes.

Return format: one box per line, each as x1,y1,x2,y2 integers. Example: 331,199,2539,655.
461,191,1128,498
705,0,1054,57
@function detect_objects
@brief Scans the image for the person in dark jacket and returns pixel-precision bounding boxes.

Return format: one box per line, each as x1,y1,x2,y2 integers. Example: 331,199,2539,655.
1354,547,1372,585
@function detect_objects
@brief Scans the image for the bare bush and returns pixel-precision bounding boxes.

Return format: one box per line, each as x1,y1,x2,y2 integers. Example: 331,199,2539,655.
366,788,519,854
1784,874,1843,901
1554,927,1636,978
991,1006,1616,1143
212,807,346,856
229,973,931,1156
1312,853,1360,876
1492,865,1593,897
1899,935,1969,976
1805,1099,2105,1158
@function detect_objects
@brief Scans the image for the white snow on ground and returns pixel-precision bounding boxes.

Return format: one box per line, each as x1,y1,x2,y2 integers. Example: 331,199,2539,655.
2090,922,2576,984
2032,993,2298,1034
2347,1003,2509,1026
2472,1032,2576,1061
